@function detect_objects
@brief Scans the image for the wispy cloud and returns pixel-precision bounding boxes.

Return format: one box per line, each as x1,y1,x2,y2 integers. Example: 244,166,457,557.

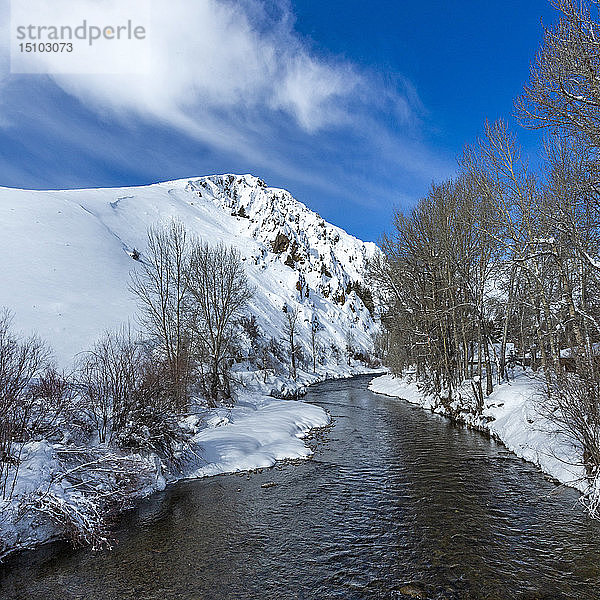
1,0,423,150
40,0,395,131
0,0,455,239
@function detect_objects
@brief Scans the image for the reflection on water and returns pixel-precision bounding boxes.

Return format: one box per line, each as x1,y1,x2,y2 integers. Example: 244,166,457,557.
2,376,600,599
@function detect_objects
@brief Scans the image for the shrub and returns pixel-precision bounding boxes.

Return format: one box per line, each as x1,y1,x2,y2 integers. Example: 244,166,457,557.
0,309,53,499
27,448,157,550
541,369,600,479
28,368,78,441
239,314,261,346
77,327,184,461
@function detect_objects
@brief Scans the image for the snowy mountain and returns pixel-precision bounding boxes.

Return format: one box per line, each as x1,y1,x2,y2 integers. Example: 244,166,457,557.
0,174,379,370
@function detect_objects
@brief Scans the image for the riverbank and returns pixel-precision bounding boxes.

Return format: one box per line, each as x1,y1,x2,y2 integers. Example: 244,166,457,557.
369,370,586,496
0,364,382,561
185,364,385,478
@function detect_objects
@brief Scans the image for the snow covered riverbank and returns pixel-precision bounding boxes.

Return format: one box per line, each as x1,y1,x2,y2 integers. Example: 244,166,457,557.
185,364,383,478
0,366,382,561
369,371,587,495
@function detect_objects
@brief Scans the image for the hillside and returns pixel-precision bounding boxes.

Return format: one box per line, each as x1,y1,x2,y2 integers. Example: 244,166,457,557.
0,174,378,369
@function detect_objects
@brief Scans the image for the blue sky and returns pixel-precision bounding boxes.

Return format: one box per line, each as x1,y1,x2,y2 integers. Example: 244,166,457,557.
0,0,557,241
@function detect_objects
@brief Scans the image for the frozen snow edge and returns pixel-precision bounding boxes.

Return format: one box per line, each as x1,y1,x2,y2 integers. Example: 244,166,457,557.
178,365,386,479
186,392,332,480
368,372,586,495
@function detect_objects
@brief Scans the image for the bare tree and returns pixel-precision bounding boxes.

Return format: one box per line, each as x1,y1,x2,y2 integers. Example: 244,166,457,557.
541,366,600,480
373,174,494,405
0,309,52,499
27,367,77,441
310,316,320,373
283,305,300,380
345,330,355,366
129,221,193,409
187,242,253,405
517,0,600,148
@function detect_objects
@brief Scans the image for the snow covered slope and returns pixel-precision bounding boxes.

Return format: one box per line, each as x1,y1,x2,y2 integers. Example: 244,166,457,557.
0,174,378,368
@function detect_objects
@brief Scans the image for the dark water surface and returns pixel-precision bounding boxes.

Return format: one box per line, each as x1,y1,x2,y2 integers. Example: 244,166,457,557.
2,375,600,599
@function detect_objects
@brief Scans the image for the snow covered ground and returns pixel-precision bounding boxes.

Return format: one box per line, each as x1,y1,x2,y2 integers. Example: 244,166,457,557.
369,371,586,493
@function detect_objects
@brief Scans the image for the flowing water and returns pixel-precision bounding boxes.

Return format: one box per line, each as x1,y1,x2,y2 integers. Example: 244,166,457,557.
2,375,600,599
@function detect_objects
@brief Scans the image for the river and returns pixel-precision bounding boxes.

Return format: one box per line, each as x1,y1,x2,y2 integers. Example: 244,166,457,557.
2,375,600,599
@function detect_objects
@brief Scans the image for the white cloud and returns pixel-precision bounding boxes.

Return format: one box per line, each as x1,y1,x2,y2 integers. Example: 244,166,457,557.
0,0,454,217
5,0,366,134
1,0,422,141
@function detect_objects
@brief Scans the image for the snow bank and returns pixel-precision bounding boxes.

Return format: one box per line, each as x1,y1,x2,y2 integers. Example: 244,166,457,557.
188,363,383,478
189,397,329,477
369,371,585,492
0,387,330,560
